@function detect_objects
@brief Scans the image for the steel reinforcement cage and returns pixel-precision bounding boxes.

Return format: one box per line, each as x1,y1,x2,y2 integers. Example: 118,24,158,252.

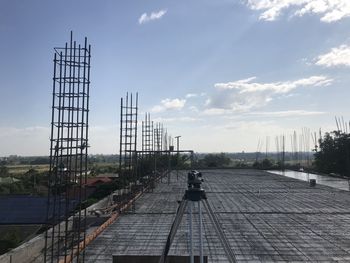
44,32,91,263
119,92,138,189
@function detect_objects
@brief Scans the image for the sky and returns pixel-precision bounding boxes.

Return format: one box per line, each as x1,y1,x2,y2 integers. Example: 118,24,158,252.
1,0,350,156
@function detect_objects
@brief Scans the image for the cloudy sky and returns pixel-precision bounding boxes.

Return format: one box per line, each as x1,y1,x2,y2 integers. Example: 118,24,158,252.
1,0,350,156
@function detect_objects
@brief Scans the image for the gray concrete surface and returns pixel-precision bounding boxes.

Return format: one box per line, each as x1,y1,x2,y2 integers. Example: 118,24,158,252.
85,169,350,262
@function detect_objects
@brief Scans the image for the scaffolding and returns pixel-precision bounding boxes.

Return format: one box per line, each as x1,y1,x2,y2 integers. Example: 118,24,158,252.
44,32,91,263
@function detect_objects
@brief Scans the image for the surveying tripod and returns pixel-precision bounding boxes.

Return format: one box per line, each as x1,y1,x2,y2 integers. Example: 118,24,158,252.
159,171,237,263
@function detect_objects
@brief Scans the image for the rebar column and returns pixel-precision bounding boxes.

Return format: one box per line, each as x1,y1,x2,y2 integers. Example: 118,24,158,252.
119,92,138,193
44,31,91,263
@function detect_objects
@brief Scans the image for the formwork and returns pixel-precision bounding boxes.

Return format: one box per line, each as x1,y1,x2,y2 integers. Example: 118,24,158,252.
85,169,350,262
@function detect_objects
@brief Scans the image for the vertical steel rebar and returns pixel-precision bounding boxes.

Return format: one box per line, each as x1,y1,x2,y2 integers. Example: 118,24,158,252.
119,97,123,186
119,92,138,196
45,32,91,263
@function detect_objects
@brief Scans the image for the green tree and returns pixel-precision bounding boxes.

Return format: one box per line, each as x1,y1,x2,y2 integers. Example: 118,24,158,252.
0,227,22,254
23,168,40,192
0,165,9,176
314,131,350,176
261,158,273,169
202,153,231,168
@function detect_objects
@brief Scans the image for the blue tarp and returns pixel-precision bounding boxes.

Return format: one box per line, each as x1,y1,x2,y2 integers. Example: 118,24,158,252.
0,195,78,224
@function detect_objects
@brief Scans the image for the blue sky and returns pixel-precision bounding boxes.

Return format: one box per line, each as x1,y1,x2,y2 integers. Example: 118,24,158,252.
1,0,350,156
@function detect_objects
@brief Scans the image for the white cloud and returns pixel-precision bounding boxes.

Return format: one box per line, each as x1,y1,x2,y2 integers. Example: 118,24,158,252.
202,108,232,116
215,75,332,93
185,93,206,98
315,44,350,67
245,0,350,22
151,98,186,113
217,120,288,132
189,106,199,112
207,75,332,114
249,110,325,117
153,116,200,123
138,9,167,24
204,98,211,106
185,93,198,98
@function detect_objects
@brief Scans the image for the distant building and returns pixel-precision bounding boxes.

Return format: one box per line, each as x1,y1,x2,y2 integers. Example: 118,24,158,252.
86,177,113,187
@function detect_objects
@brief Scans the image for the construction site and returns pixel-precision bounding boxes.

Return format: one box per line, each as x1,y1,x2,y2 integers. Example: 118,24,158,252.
1,14,350,262
84,169,350,262
3,167,350,262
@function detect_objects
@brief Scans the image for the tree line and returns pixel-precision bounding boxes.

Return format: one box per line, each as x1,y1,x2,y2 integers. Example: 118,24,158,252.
314,131,350,177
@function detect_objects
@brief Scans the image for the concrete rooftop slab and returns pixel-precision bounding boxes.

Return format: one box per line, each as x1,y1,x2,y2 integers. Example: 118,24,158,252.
85,169,350,262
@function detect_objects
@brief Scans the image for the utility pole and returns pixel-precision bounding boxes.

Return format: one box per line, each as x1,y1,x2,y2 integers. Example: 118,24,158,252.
175,136,181,180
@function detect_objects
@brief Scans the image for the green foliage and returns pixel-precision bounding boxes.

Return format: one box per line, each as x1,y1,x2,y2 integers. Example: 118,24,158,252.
262,158,273,169
136,154,190,175
0,168,48,195
29,157,50,165
90,164,118,177
314,131,350,176
138,157,156,176
253,158,274,169
89,154,119,164
0,227,21,254
84,197,99,208
0,166,9,176
89,180,119,200
199,153,231,168
0,184,10,194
